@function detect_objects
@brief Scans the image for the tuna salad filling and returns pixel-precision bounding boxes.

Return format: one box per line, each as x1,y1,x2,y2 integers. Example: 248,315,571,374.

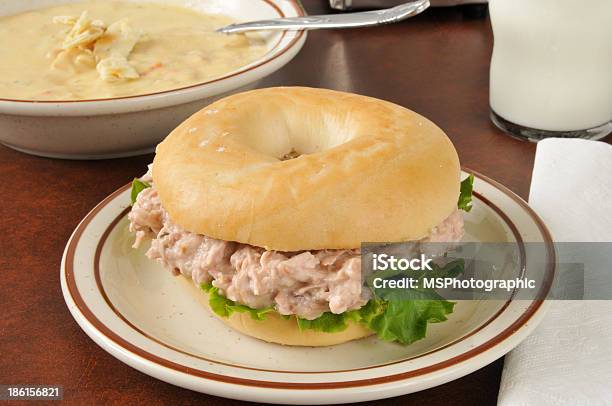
128,178,465,321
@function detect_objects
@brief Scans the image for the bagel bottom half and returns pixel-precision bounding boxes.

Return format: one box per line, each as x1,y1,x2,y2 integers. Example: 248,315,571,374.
178,276,373,346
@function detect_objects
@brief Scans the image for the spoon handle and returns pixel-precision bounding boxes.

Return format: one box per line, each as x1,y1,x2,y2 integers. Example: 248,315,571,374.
217,0,430,34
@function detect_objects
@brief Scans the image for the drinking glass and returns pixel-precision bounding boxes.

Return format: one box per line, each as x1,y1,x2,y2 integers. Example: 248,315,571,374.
489,0,612,142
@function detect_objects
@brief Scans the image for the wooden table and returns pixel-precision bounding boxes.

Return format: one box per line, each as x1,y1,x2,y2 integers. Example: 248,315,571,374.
1,2,608,405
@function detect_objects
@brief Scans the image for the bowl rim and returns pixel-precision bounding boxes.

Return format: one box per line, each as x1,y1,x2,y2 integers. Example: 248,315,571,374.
0,0,306,108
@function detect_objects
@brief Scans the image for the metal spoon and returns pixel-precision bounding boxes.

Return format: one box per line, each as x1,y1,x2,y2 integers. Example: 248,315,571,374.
217,0,430,34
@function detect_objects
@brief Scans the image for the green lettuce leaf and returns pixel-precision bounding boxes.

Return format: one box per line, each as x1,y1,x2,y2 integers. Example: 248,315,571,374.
200,283,274,321
361,260,463,345
362,292,455,345
295,300,387,334
200,282,360,332
199,260,463,345
458,174,474,212
296,312,351,333
130,178,151,205
350,299,386,325
295,296,455,345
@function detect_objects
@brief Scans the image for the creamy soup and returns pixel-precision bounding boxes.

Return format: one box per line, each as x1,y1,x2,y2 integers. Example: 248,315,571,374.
0,1,267,100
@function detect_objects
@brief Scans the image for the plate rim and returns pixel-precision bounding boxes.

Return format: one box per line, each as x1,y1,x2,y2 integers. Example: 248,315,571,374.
61,168,555,391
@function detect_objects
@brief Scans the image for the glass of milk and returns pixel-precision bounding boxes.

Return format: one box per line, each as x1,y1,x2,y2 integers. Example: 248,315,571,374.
489,0,612,142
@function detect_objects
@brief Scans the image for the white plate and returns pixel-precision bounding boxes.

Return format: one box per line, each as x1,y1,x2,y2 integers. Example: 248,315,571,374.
61,170,555,404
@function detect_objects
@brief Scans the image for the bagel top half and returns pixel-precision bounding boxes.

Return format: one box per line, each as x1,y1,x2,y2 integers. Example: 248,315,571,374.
153,87,460,251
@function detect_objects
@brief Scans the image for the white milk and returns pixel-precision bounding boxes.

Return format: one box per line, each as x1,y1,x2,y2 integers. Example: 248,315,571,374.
489,0,612,131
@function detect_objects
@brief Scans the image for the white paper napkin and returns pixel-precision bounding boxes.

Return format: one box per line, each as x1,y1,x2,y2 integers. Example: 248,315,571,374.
497,138,612,405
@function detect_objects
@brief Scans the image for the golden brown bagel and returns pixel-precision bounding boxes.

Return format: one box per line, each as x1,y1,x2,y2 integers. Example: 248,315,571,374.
153,87,460,251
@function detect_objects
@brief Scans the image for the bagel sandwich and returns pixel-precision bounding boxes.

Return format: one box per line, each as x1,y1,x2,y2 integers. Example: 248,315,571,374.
128,87,474,347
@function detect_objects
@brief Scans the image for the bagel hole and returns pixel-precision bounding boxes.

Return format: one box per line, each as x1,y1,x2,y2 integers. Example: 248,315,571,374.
232,103,358,160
